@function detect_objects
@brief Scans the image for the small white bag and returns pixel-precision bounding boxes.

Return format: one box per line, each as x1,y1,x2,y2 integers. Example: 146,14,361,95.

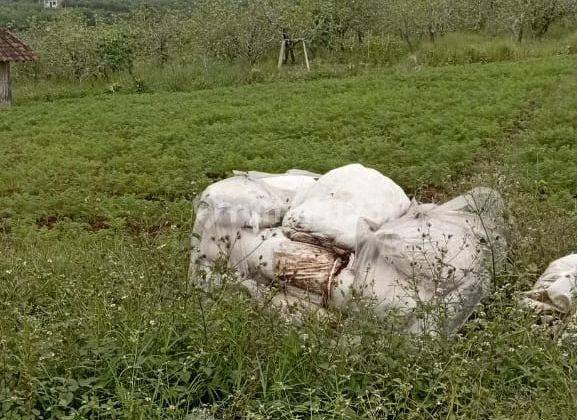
522,254,577,314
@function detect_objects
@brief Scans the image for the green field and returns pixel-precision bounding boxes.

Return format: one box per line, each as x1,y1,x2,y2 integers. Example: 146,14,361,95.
1,56,577,418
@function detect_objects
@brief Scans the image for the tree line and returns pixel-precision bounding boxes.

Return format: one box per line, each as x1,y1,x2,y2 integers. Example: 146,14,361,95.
11,0,577,81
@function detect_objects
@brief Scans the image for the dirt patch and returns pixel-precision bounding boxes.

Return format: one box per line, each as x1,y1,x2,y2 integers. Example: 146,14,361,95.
411,184,448,204
35,215,61,229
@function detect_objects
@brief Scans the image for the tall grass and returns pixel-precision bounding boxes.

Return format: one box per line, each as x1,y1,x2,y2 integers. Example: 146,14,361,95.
411,32,576,67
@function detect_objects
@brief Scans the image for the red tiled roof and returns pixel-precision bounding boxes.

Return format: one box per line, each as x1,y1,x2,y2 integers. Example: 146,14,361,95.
0,28,38,62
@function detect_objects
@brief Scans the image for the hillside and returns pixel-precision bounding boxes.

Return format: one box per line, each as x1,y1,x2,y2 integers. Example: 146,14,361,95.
1,56,577,418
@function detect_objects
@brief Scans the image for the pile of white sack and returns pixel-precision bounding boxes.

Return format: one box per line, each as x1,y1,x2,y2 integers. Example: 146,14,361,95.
191,164,508,334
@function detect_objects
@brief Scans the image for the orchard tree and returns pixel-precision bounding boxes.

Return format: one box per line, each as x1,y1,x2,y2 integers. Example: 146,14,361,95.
497,0,572,42
189,0,280,64
388,0,455,47
128,7,189,64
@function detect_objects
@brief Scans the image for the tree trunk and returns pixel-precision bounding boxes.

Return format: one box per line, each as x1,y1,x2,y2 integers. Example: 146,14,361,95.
513,14,525,44
0,62,12,107
516,25,524,43
428,24,436,42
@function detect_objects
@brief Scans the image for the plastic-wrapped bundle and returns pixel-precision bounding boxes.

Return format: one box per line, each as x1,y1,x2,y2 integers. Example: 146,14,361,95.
232,169,319,206
190,167,507,333
191,170,319,287
194,171,318,235
346,188,507,333
195,227,287,281
283,164,410,251
195,226,341,304
522,254,577,314
194,176,285,237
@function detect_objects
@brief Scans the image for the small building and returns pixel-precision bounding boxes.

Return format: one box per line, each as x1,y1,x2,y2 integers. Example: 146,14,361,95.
0,29,38,107
44,0,60,8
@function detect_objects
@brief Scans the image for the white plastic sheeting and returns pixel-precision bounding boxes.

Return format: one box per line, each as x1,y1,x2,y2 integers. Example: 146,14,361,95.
232,169,319,206
522,254,577,314
191,170,320,290
283,164,411,251
193,176,285,235
346,187,507,333
191,165,507,334
194,170,319,236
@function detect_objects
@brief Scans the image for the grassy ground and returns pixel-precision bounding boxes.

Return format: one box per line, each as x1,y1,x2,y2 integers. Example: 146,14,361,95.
1,56,577,418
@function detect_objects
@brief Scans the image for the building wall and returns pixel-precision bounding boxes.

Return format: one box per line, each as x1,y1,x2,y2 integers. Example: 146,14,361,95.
44,0,60,8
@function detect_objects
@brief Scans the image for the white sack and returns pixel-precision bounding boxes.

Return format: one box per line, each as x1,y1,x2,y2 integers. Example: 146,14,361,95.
232,170,319,205
194,171,318,236
344,187,507,333
283,163,411,250
522,254,577,314
195,227,287,281
193,176,286,236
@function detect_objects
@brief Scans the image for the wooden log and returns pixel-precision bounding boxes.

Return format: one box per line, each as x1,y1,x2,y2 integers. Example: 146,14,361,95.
274,241,339,298
0,62,12,107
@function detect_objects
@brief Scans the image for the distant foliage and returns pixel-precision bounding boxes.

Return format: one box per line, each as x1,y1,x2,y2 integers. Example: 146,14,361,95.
24,12,134,80
9,0,577,82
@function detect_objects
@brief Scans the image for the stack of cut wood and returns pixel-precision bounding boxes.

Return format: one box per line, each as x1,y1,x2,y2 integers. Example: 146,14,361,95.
191,164,507,334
